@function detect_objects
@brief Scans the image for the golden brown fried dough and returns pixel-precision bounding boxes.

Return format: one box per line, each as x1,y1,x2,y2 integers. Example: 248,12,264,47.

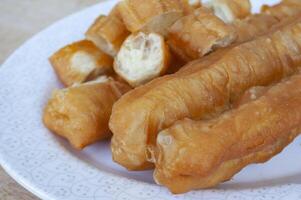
118,0,184,36
109,17,301,170
261,0,301,21
232,13,279,43
168,3,288,62
168,7,237,61
205,0,251,23
49,40,113,87
43,77,130,149
85,10,130,57
154,73,301,193
232,86,268,108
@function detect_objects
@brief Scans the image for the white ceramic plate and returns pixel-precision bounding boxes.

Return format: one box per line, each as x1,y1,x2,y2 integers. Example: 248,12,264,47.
0,0,301,199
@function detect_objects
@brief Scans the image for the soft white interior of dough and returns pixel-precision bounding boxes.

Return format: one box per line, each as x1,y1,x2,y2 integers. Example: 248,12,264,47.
117,32,163,82
84,75,110,84
204,0,234,23
71,51,96,74
213,3,234,23
71,75,110,88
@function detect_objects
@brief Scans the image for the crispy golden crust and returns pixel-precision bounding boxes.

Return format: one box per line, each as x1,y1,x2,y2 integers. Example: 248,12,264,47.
85,14,130,57
49,40,113,87
261,0,301,20
43,79,130,149
154,73,301,193
168,8,280,61
166,51,187,74
232,86,268,108
167,7,237,61
232,13,279,43
118,0,184,36
109,17,301,170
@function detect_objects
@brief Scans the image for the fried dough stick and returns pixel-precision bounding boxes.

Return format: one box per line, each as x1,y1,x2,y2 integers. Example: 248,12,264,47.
154,73,301,193
118,0,184,36
168,7,237,61
167,9,279,62
86,4,130,57
109,17,301,170
169,1,301,62
43,77,130,149
50,40,113,87
232,13,279,43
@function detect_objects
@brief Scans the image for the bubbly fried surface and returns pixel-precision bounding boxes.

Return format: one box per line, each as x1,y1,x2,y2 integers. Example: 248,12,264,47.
109,17,301,170
154,72,301,193
43,79,130,149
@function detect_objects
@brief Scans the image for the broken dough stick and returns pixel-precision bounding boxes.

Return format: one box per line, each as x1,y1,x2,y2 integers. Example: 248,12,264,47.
114,32,170,87
154,73,301,193
118,0,184,36
85,7,130,57
168,7,237,61
109,17,301,170
205,0,251,23
43,77,131,149
49,40,113,87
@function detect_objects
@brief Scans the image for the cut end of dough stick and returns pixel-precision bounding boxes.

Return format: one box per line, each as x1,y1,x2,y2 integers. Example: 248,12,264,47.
114,32,170,87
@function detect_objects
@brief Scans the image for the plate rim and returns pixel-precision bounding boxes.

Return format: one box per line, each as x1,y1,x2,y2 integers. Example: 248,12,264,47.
0,0,300,200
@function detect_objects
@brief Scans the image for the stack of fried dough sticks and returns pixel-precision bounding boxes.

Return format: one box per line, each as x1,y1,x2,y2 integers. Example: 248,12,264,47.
43,0,301,193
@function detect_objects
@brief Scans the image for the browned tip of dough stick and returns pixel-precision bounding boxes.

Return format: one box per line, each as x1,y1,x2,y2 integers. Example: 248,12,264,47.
49,40,113,87
168,7,237,61
85,10,130,57
261,0,301,21
114,32,171,87
109,17,301,171
118,0,184,36
205,0,251,23
153,73,301,193
43,77,131,149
